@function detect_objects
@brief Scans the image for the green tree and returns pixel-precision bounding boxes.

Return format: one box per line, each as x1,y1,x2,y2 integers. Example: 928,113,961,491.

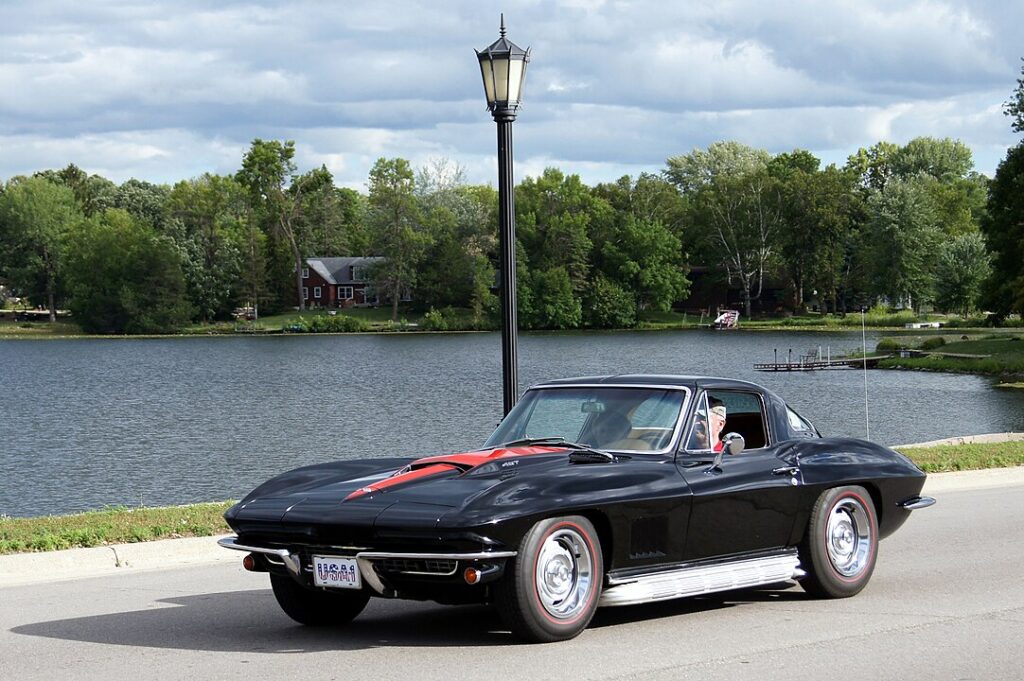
527,266,581,329
236,139,321,311
981,142,1024,317
665,141,771,194
862,178,941,310
584,274,637,328
773,160,859,312
33,164,116,217
0,177,82,320
165,174,249,320
934,232,991,315
599,216,689,314
844,141,900,190
593,173,687,236
691,171,782,318
516,168,601,298
366,157,430,320
890,137,974,182
65,209,192,333
114,179,171,231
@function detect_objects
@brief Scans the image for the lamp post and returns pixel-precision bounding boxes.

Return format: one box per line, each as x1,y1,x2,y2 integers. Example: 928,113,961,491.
477,15,530,416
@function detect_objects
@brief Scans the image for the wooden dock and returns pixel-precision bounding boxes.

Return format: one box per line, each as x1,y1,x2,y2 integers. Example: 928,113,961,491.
753,355,893,372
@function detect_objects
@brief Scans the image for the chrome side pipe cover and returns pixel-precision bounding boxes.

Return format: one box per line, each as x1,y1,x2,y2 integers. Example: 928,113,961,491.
897,496,936,510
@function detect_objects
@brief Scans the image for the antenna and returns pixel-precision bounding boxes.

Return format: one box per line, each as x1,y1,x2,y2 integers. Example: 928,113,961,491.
861,306,870,439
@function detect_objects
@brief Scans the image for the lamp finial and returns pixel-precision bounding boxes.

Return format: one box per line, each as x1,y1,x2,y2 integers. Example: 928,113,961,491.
499,13,506,38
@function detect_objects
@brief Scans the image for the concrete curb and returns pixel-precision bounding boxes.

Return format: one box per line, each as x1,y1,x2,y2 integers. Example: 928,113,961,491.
893,432,1024,448
0,534,236,588
2,465,1022,589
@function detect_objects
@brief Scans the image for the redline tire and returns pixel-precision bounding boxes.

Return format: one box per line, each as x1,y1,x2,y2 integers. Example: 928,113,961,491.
799,485,879,598
269,573,370,626
495,516,603,643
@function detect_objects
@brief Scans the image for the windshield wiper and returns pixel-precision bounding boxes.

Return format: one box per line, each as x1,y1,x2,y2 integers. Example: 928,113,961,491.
494,437,626,464
496,436,593,450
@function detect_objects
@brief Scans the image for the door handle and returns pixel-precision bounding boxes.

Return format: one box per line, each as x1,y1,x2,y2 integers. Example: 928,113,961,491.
772,466,799,476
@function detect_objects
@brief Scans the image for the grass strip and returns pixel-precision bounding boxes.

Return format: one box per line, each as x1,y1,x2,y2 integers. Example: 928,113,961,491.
895,441,1024,473
0,502,233,555
4,441,1024,555
878,335,1024,378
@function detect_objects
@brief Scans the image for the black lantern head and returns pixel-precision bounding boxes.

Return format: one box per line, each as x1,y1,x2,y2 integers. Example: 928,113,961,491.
476,14,530,118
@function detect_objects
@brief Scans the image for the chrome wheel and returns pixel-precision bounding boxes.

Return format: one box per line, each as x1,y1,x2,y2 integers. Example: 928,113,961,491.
825,496,873,577
534,526,594,620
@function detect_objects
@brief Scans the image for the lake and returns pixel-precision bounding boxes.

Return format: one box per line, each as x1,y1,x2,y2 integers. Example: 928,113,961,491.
2,330,1022,517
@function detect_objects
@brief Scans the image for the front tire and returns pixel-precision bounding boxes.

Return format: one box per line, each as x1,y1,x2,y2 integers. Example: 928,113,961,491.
799,485,878,598
495,515,603,643
269,573,370,626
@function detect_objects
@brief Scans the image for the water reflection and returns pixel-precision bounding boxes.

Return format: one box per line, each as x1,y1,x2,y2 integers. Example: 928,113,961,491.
1,330,1021,517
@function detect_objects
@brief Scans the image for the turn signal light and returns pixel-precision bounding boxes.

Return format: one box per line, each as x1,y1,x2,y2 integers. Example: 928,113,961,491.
463,567,482,585
242,553,256,571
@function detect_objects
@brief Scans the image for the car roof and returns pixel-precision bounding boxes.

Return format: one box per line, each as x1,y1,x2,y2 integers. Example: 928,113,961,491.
530,374,769,392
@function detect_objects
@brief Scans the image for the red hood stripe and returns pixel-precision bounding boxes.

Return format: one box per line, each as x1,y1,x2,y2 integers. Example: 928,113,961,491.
343,445,565,501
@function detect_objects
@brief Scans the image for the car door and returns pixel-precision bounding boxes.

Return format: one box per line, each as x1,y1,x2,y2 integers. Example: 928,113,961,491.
675,390,800,561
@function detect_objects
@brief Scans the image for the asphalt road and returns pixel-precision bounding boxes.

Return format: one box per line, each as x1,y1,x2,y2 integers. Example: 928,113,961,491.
2,484,1022,681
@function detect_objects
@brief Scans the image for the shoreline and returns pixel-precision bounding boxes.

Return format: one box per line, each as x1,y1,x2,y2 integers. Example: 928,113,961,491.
1,324,1012,342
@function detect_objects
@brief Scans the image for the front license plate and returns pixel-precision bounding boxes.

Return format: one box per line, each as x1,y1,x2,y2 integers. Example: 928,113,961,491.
312,555,362,589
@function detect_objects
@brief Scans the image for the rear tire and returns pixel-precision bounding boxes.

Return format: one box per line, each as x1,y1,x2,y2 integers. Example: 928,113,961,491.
799,485,878,598
269,573,370,626
495,516,603,643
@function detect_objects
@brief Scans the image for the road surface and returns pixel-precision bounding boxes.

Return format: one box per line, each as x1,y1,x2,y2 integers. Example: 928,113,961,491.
2,482,1022,680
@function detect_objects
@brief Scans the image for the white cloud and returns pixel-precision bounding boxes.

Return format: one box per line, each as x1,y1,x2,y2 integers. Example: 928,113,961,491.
0,0,1021,187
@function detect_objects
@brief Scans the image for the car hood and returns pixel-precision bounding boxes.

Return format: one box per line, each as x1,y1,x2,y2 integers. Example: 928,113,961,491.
227,446,570,529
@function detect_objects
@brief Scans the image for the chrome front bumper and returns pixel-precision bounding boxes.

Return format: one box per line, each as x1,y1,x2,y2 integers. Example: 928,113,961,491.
218,536,516,595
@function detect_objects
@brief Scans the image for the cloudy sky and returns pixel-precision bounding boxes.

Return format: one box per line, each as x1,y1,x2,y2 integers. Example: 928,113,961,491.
2,0,1022,190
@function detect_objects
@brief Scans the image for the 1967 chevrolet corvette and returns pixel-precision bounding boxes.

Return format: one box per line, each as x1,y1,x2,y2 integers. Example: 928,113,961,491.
220,375,935,642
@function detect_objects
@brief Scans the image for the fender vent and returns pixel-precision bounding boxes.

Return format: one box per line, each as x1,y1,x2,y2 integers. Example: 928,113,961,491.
629,517,667,560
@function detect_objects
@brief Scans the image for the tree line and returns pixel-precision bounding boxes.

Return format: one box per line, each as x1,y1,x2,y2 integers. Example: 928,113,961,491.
1,61,1023,333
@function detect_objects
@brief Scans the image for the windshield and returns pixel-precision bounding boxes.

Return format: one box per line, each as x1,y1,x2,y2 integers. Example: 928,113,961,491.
484,386,688,453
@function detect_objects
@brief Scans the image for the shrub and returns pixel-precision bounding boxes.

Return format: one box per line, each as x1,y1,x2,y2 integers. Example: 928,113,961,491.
421,308,449,331
292,314,368,333
921,336,946,351
875,337,908,351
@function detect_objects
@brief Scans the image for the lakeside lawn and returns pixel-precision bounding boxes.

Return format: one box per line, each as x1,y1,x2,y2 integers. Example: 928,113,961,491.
878,334,1024,379
3,441,1023,555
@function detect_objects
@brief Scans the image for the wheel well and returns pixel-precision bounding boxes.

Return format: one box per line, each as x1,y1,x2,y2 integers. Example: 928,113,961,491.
578,510,613,570
861,482,884,528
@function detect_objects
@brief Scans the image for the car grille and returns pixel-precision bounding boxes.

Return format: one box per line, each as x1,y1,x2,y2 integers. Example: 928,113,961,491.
376,558,458,576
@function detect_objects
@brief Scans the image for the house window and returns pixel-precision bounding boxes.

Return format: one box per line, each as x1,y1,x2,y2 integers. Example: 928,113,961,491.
352,266,365,281
302,287,309,300
313,286,322,299
301,267,309,279
339,286,353,300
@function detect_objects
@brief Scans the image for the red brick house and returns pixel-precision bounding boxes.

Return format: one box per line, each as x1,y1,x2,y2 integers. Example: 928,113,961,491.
300,257,383,308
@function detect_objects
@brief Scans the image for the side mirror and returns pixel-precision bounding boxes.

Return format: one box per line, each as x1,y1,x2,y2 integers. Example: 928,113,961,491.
722,432,745,456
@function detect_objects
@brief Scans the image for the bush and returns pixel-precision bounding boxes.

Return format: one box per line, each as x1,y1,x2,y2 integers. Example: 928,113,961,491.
421,308,449,331
875,337,908,351
291,314,368,333
920,336,946,350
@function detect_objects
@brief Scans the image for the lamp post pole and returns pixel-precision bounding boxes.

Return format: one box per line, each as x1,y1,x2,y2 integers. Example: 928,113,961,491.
495,110,518,415
477,16,530,416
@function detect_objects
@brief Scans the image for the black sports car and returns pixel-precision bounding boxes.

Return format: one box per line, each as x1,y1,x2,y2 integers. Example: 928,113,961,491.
220,375,935,642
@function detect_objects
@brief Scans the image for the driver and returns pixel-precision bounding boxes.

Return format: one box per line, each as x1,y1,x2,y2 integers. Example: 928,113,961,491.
709,399,727,452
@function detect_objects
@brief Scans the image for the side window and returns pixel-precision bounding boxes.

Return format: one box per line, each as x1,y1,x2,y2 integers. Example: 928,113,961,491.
683,393,711,452
706,390,769,450
786,407,819,438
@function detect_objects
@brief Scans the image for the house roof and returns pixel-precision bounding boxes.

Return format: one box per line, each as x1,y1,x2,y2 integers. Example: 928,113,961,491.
306,257,383,284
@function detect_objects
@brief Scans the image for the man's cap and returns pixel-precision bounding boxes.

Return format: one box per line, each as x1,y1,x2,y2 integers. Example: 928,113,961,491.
710,405,727,418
